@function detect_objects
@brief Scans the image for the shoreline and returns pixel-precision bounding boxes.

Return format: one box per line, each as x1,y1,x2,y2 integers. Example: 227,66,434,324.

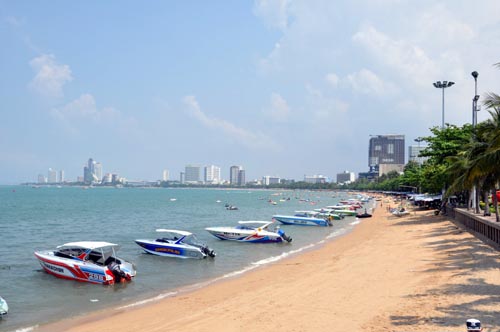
37,201,500,332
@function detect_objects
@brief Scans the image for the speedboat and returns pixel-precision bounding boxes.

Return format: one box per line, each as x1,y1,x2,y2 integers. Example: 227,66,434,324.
273,213,332,226
325,206,358,216
34,241,136,285
206,221,292,243
391,208,410,217
135,229,216,259
356,209,372,218
0,296,8,316
312,209,344,220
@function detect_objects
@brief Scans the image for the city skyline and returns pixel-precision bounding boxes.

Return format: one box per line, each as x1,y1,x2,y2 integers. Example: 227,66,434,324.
2,2,500,184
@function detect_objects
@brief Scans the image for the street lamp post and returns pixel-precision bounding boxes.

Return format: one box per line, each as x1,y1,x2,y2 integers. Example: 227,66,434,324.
471,71,480,214
433,81,455,129
471,71,480,126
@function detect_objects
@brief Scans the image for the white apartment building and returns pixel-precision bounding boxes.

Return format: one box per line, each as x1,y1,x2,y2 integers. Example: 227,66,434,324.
47,168,57,183
162,169,170,181
262,176,281,185
204,165,221,184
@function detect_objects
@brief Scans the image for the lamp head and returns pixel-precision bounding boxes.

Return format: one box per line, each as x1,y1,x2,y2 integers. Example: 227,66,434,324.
448,81,455,87
471,71,478,79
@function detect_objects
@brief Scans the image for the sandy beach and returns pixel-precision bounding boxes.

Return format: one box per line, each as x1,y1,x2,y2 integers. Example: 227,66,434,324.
39,201,500,332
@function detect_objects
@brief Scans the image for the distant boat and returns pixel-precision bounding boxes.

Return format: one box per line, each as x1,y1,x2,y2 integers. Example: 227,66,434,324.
170,198,177,202
216,200,221,203
273,213,332,227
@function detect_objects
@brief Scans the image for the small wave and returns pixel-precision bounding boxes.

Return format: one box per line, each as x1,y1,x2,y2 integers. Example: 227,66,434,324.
11,325,38,332
220,265,259,279
326,228,347,239
350,220,360,225
252,240,331,266
116,291,177,309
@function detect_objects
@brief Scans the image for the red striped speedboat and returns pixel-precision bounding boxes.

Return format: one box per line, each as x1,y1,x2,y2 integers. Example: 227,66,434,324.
34,241,136,285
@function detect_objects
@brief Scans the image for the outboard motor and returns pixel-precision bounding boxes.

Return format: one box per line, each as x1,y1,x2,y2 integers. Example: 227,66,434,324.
277,229,292,243
202,246,217,258
108,261,129,283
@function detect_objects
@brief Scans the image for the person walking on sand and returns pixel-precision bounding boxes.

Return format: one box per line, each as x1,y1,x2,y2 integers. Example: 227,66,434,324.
466,318,483,331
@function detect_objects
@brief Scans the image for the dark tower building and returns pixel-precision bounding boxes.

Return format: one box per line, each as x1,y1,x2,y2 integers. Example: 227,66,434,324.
368,135,405,175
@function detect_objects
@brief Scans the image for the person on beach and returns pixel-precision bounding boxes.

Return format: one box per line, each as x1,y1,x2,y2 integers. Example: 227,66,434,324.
466,318,482,331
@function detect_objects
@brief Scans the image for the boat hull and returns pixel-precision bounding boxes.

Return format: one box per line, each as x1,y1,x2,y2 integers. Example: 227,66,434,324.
205,228,283,243
273,215,331,227
134,240,207,259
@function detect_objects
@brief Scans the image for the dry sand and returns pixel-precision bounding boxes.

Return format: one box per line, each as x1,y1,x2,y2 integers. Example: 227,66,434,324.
39,200,500,332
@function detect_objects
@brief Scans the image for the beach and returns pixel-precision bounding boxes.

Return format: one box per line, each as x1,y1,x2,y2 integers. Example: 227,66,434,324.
38,201,500,332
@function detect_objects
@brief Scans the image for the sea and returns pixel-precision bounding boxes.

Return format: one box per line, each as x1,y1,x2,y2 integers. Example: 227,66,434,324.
0,185,372,332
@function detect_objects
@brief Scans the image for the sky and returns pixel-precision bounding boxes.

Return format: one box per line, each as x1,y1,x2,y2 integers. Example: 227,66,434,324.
1,1,500,184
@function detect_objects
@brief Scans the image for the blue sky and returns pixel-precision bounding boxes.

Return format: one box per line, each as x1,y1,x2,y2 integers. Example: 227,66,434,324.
1,1,500,184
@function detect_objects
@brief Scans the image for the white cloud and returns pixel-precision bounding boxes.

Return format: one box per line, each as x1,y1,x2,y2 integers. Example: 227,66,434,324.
5,16,24,27
325,73,339,88
183,95,279,150
51,94,129,135
346,68,397,96
306,84,349,122
352,25,437,87
416,4,475,46
29,54,72,98
253,0,292,31
264,93,290,122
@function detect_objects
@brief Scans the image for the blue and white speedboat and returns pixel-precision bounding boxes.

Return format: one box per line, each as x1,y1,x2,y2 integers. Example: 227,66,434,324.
206,221,292,243
273,213,332,227
135,229,216,259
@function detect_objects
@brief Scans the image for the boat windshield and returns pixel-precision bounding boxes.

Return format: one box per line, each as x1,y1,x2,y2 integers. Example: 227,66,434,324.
55,247,86,259
181,234,203,246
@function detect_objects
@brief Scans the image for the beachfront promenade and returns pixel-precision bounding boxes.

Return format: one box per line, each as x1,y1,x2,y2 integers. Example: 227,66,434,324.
452,208,500,248
38,200,500,332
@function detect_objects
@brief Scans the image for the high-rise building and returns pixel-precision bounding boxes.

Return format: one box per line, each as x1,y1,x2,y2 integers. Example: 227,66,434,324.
162,169,169,181
180,172,185,184
94,163,103,183
230,166,242,185
237,169,245,186
368,135,405,175
336,171,355,184
184,165,200,183
58,170,65,183
204,165,221,184
304,175,328,184
38,174,47,183
408,145,428,165
83,158,100,184
47,168,57,183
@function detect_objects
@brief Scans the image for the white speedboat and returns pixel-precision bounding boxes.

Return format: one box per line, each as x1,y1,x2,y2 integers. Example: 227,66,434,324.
391,208,410,217
206,221,292,243
34,241,136,285
135,229,216,259
325,206,358,216
273,212,332,226
0,296,8,316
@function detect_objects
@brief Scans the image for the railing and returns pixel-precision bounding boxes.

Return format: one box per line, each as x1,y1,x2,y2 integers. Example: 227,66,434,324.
453,208,500,247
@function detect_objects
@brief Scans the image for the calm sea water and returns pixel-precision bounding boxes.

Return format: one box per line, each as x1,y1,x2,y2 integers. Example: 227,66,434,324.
0,186,369,331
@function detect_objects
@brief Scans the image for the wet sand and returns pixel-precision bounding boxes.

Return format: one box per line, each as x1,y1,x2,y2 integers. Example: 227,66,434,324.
39,201,500,332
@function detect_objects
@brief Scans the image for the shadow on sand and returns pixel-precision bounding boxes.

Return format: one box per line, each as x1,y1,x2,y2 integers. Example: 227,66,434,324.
387,211,500,331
